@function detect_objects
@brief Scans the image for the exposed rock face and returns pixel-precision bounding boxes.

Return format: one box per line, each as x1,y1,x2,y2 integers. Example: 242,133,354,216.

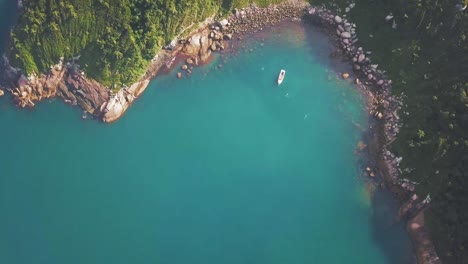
199,32,212,63
1,56,109,114
101,49,173,123
181,27,223,64
58,71,109,115
102,80,150,123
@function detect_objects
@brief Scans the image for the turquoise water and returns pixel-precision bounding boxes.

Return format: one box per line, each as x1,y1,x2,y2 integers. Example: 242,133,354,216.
0,9,412,264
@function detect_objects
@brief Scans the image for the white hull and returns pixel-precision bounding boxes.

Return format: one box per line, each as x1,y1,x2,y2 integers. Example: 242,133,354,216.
278,70,286,85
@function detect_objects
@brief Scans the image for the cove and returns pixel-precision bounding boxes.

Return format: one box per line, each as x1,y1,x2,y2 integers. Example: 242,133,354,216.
0,15,413,264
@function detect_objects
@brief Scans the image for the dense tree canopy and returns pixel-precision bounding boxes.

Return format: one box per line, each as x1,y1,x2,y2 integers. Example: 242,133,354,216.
8,0,280,86
313,0,468,262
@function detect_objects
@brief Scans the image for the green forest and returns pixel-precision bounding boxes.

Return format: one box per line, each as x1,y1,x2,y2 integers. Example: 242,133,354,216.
7,0,468,263
7,0,280,86
312,0,468,263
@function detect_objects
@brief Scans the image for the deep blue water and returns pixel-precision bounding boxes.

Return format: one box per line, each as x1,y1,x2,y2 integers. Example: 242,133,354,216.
0,6,412,264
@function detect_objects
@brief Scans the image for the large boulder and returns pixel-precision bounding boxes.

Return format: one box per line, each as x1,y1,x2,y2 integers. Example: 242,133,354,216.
340,31,351,39
182,33,202,57
358,54,366,63
199,30,212,63
219,19,229,28
210,43,217,51
334,16,343,24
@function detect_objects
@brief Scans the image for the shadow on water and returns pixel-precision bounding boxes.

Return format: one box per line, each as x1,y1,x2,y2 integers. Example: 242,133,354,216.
371,190,415,263
0,0,18,52
299,19,415,263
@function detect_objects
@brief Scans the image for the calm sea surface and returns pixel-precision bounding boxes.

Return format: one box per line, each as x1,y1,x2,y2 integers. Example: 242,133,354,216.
0,4,413,263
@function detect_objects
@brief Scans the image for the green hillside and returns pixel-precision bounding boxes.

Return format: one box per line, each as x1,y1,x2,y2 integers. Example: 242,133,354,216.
7,0,281,86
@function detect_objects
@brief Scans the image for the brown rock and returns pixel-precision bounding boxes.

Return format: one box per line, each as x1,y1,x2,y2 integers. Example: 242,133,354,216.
357,141,367,150
186,58,194,65
0,89,4,97
199,31,212,63
342,72,350,79
177,72,182,79
181,65,188,70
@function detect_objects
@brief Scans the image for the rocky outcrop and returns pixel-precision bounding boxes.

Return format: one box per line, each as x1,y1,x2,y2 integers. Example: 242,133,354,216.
1,1,309,121
0,56,109,115
58,71,109,115
101,49,173,123
102,80,150,123
180,27,225,65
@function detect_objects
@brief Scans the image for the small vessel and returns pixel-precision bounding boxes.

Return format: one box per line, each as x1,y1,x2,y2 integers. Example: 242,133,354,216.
277,69,286,85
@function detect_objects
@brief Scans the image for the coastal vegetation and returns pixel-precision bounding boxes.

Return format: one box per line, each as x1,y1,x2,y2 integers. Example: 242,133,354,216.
7,0,280,86
313,0,468,262
5,0,468,263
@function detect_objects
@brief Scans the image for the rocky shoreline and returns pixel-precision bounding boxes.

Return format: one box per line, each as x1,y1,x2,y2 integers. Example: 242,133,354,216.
104,1,310,122
305,5,441,264
0,1,440,262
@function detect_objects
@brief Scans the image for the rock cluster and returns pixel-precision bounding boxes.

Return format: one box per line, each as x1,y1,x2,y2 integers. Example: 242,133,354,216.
180,23,228,65
307,6,402,181
308,7,441,263
224,2,308,35
307,8,392,91
177,1,308,76
0,56,109,115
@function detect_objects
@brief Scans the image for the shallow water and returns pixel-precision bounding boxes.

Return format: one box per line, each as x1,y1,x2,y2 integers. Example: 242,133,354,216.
0,9,412,264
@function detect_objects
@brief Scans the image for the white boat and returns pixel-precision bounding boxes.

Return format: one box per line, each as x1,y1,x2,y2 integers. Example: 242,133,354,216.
278,69,286,85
